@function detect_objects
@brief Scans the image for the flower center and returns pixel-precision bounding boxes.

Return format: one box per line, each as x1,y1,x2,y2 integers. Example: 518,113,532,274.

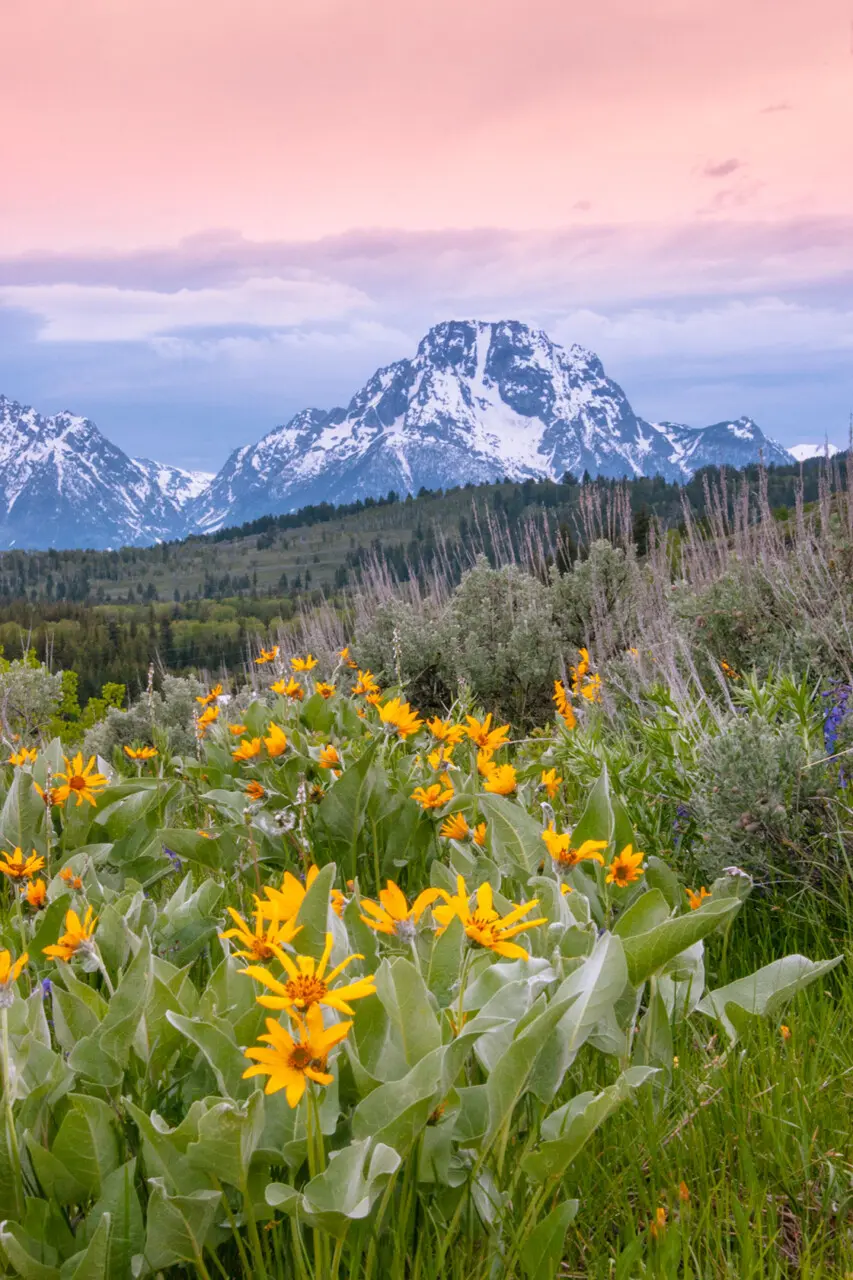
288,1045,314,1070
69,776,87,791
285,975,327,1006
251,939,276,961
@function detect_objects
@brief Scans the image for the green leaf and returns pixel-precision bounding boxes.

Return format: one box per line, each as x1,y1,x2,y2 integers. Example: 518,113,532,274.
58,1212,111,1280
520,1199,579,1280
374,956,441,1069
297,1138,401,1238
569,765,614,849
79,1160,143,1280
313,739,380,864
425,914,465,1008
522,1067,657,1182
142,1179,222,1271
185,1092,265,1188
622,897,741,985
165,1010,253,1099
28,893,73,961
25,1132,88,1207
0,769,46,853
484,993,575,1143
351,1046,445,1152
644,855,682,910
478,794,544,875
697,954,843,1043
613,888,670,938
52,1095,121,1199
293,862,337,960
0,1221,60,1280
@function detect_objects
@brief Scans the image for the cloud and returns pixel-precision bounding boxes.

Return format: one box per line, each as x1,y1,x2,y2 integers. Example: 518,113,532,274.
0,274,369,342
703,158,743,178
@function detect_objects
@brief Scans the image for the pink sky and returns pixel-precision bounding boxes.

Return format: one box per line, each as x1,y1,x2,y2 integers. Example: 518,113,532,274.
0,0,851,465
2,0,851,252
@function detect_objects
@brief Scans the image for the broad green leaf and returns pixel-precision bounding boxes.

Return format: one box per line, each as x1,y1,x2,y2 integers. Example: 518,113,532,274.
295,1138,401,1238
0,1221,60,1280
425,914,464,1008
633,985,673,1083
697,954,843,1043
613,888,670,938
293,861,337,959
58,1212,111,1280
351,1046,445,1152
165,1010,253,1099
478,794,544,874
52,1095,121,1199
25,1132,87,1207
313,739,380,864
644,855,682,910
375,956,441,1068
123,1101,210,1196
522,1067,657,1182
80,1160,143,1280
622,897,741,985
568,765,614,849
185,1092,265,1188
520,1199,579,1280
28,893,73,961
484,993,575,1143
142,1179,222,1271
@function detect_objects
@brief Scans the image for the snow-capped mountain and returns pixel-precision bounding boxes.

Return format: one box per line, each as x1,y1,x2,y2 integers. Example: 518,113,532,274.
190,320,794,530
789,442,840,462
0,396,204,549
0,320,801,548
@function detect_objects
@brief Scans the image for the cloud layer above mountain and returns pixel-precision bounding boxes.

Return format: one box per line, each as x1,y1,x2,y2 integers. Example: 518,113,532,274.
0,0,850,467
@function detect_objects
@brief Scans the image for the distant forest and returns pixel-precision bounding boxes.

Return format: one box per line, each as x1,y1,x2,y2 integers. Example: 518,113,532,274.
0,453,845,705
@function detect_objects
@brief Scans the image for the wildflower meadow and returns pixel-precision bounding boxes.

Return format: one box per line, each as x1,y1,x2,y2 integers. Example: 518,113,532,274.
0,618,850,1279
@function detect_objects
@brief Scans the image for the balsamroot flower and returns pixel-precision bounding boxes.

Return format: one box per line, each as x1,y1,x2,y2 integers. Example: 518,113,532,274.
232,737,262,762
220,905,301,961
426,717,467,746
256,646,280,665
43,906,98,962
338,646,357,668
541,825,606,869
290,654,317,672
263,722,288,757
359,880,446,939
59,866,83,890
0,848,45,881
439,812,470,841
465,714,510,752
411,779,454,810
314,682,336,699
241,931,375,1015
482,764,517,796
472,822,487,847
229,722,248,735
272,677,305,700
427,746,455,771
433,877,546,960
379,697,424,738
52,754,109,807
124,745,158,760
318,745,341,770
685,886,711,910
606,844,645,887
8,747,37,767
243,1005,351,1106
197,705,220,736
196,683,223,706
540,768,562,799
0,948,27,1005
245,781,266,801
552,680,577,728
258,866,344,923
352,669,380,696
26,878,47,909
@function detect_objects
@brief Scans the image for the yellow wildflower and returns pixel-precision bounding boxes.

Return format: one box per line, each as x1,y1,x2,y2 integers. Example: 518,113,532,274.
433,876,546,960
245,781,266,801
439,812,470,841
232,737,262,762
314,682,336,700
378,697,424,738
220,905,300,961
649,1206,667,1241
553,680,577,728
8,747,37,766
52,754,109,807
606,844,645,887
263,722,288,758
427,746,455,770
411,780,454,810
124,745,158,760
465,714,510,752
0,848,45,881
352,669,379,696
26,878,47,909
43,906,98,962
541,825,607,869
318,744,341,769
540,767,562,799
0,948,27,994
243,1005,351,1107
272,677,304,701
780,1024,791,1042
290,654,317,672
482,764,517,796
338,646,357,668
256,646,280,665
197,704,219,735
426,717,467,745
229,723,248,735
241,931,375,1015
685,886,711,910
360,880,446,937
196,683,223,705
472,822,487,847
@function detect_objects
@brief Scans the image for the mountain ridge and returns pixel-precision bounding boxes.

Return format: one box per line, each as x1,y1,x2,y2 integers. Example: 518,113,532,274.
0,320,799,548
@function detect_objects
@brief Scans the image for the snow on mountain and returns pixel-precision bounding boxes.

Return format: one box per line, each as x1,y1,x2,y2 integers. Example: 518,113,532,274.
789,442,840,462
0,395,193,549
133,458,215,508
190,320,794,531
0,321,800,548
